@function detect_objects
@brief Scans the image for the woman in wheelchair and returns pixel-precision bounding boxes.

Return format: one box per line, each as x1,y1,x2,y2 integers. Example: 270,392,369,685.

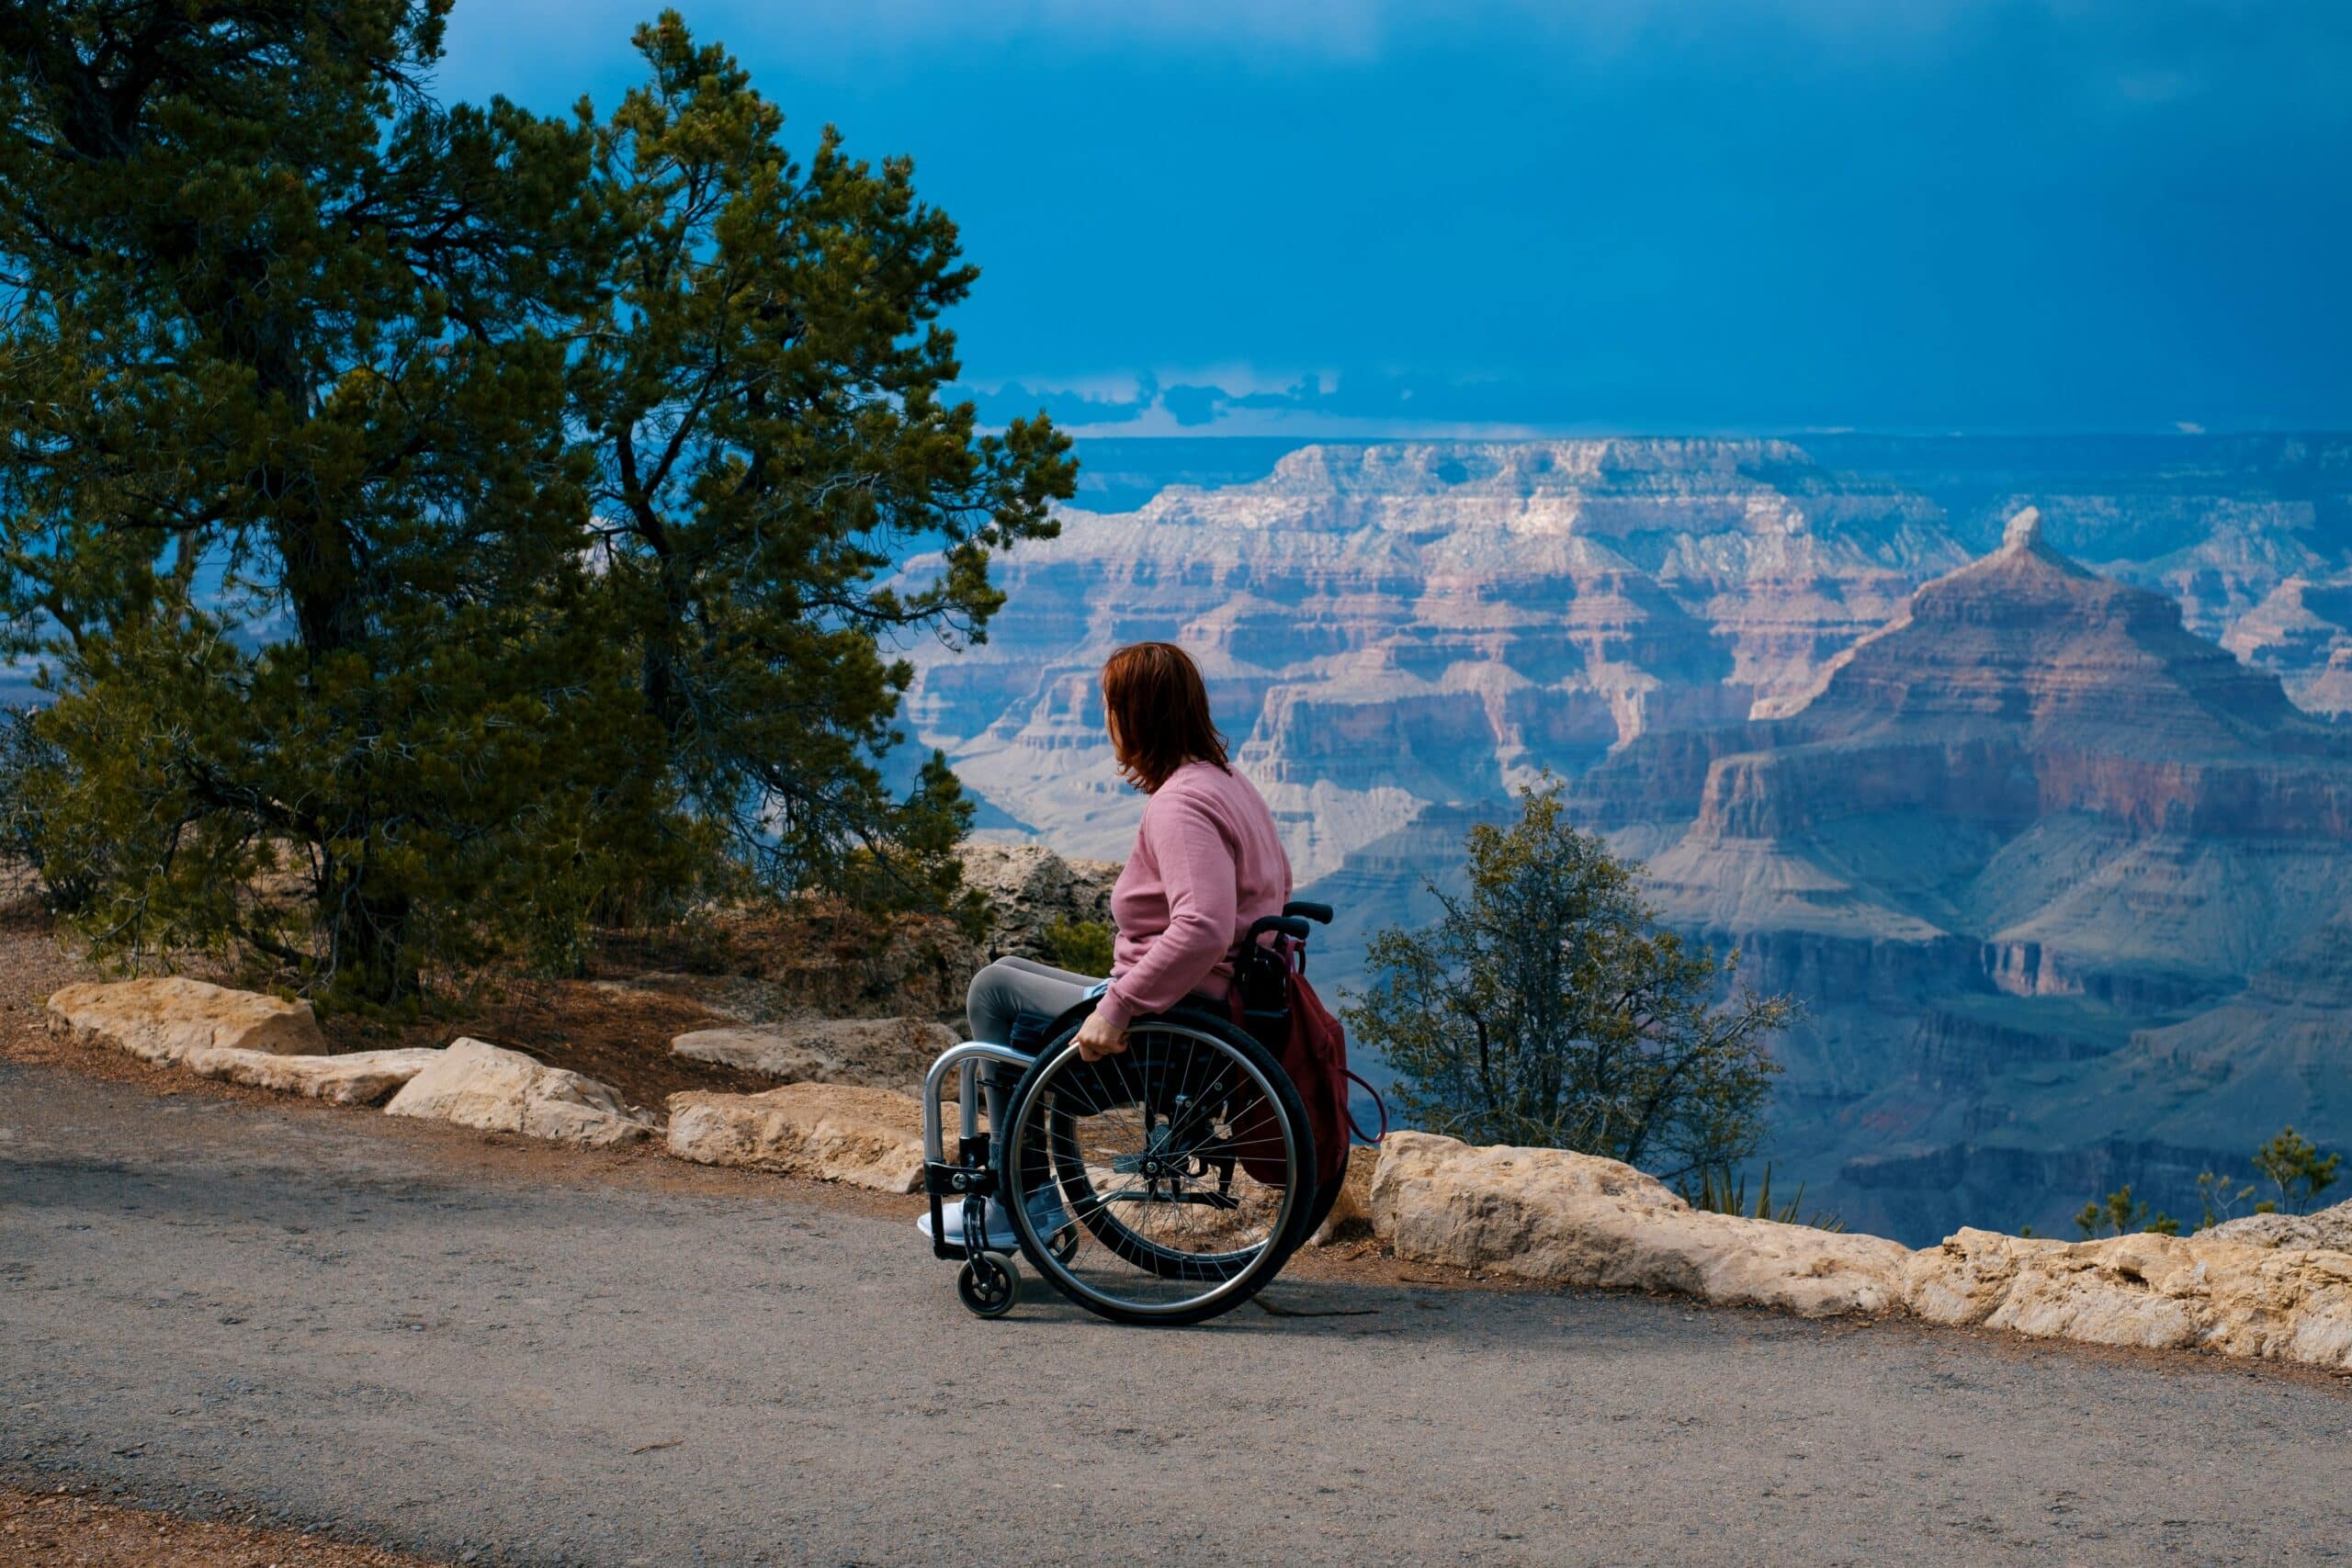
924,640,1329,1324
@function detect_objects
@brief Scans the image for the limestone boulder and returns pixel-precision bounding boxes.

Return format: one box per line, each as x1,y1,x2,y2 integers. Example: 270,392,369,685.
671,1017,958,1098
46,977,324,1065
1370,1131,1912,1318
1908,1225,2352,1368
2194,1246,2352,1368
186,1046,445,1106
956,842,1119,961
1979,1232,2217,1351
665,1082,926,1193
385,1038,658,1147
1903,1227,2069,1325
2203,1198,2352,1253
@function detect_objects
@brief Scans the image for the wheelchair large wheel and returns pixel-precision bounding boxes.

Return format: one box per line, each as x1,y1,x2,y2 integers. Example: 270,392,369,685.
999,1005,1317,1326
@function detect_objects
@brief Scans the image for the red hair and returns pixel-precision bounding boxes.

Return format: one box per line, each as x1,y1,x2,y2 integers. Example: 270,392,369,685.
1101,642,1229,794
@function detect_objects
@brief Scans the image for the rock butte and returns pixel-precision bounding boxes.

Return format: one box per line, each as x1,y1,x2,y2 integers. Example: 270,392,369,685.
903,438,2352,1243
1566,511,2352,1241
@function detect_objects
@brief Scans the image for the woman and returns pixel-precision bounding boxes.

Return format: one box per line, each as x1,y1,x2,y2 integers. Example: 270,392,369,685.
937,641,1293,1248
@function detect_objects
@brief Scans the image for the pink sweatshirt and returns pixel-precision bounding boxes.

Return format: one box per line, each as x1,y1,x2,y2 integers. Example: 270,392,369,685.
1097,760,1294,1032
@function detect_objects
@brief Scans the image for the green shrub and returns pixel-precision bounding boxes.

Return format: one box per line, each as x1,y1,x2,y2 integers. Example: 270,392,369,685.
2074,1185,2178,1238
1043,916,1114,978
2251,1126,2341,1215
1679,1164,1844,1232
1345,776,1795,1181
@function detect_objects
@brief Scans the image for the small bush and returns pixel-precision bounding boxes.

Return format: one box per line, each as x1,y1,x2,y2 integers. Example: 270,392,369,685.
2195,1169,2257,1232
2251,1126,2340,1215
0,705,100,915
1043,916,1114,978
2074,1185,2178,1239
1679,1164,1844,1232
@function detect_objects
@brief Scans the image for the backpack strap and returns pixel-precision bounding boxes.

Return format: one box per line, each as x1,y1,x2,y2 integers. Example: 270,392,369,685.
1343,1068,1388,1145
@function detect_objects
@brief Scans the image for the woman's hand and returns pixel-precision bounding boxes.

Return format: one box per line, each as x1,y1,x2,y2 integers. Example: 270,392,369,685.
1075,1010,1128,1063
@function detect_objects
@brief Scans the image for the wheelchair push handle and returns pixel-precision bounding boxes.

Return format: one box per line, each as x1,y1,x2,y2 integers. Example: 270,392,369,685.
1283,899,1334,925
1249,913,1314,945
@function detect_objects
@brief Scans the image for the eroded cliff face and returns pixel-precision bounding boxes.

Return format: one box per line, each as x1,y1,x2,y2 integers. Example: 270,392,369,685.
1566,513,2352,1241
908,439,1965,877
902,435,2352,1243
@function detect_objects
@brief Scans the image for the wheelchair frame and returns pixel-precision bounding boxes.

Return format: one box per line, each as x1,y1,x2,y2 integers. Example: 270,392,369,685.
920,900,1335,1323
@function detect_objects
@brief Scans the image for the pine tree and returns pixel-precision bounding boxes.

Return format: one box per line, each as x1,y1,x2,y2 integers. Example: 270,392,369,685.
1345,778,1795,1180
571,15,1071,904
0,4,1068,1002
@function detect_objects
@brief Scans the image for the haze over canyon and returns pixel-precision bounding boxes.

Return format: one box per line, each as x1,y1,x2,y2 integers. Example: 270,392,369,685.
906,434,2352,1242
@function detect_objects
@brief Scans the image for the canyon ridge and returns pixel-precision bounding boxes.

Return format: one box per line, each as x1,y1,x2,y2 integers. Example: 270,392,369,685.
904,435,2352,1242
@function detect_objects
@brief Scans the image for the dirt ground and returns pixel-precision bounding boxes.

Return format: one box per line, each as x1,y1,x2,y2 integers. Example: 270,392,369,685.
1,1487,446,1567
0,876,977,1113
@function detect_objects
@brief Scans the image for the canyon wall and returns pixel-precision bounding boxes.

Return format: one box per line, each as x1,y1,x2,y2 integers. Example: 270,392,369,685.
904,435,2352,1242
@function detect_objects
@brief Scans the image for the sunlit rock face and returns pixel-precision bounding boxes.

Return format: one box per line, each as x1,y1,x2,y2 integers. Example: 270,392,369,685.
907,439,1965,879
2223,576,2352,716
1566,516,2352,1243
904,434,2352,1244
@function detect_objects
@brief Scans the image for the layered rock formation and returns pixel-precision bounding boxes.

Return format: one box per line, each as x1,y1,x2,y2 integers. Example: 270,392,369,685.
2222,576,2352,716
909,439,1967,879
1564,513,2352,1240
903,434,2352,1241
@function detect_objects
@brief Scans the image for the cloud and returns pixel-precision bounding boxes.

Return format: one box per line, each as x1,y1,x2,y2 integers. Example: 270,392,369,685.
957,369,1576,438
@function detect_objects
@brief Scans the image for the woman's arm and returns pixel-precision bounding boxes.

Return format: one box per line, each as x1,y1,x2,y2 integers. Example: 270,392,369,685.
1093,790,1237,1033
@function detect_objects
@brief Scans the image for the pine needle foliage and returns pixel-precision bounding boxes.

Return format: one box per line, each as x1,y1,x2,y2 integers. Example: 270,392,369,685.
1344,777,1797,1182
0,5,1070,1005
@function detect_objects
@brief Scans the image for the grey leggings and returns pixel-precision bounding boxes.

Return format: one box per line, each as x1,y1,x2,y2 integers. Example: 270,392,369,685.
966,953,1102,1049
964,955,1102,1134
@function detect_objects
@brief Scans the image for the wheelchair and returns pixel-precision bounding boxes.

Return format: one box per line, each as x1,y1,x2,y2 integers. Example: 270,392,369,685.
921,900,1347,1326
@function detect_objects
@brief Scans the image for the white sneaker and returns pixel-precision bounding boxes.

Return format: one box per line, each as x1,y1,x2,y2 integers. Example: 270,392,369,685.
919,1197,1019,1251
918,1190,1076,1252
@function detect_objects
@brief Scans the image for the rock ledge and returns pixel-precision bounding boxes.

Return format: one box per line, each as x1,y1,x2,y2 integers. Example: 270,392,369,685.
46,977,325,1065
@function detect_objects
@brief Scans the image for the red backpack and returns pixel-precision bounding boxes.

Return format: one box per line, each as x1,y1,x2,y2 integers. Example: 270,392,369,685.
1227,935,1379,1190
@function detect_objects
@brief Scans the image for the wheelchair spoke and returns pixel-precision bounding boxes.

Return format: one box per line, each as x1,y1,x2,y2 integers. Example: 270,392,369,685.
1001,1017,1309,1318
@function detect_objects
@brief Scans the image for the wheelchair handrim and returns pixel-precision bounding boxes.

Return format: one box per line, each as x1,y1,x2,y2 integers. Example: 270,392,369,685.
1002,1026,1303,1321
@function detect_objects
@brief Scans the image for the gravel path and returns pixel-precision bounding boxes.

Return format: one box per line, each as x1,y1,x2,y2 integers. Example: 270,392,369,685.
6,1056,2351,1566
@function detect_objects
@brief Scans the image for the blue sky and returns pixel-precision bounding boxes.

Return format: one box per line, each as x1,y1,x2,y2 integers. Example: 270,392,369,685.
436,1,2351,436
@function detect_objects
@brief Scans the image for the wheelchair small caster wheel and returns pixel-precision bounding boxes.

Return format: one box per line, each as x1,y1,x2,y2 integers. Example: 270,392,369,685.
957,1250,1020,1318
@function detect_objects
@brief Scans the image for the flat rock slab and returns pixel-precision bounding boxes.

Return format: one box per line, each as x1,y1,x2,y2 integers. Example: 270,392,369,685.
672,1017,957,1097
1906,1225,2352,1369
187,1045,446,1106
385,1037,658,1147
46,977,324,1064
666,1082,926,1192
1371,1131,1914,1318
